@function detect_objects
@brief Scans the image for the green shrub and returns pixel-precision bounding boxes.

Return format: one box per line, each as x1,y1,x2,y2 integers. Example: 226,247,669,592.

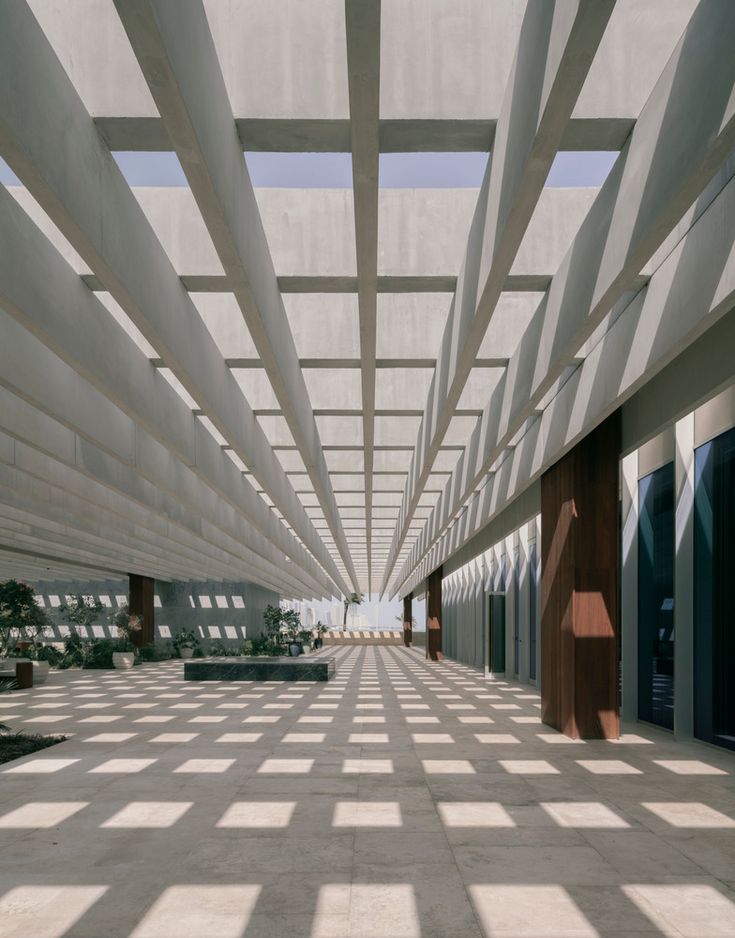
241,639,254,655
0,579,52,656
82,638,115,669
57,633,127,669
35,645,62,666
138,643,172,662
0,732,67,765
207,638,229,657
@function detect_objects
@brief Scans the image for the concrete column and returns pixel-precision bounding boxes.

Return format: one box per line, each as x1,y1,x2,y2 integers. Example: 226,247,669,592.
518,522,531,684
620,450,639,724
403,594,413,647
426,566,443,661
541,413,620,739
129,573,155,647
674,413,695,739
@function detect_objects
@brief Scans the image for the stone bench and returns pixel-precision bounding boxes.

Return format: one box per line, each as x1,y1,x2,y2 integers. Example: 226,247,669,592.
184,656,336,682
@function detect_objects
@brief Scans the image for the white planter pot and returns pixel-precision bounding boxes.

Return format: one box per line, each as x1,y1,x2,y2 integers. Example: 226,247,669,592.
31,660,50,684
180,647,195,659
112,652,135,670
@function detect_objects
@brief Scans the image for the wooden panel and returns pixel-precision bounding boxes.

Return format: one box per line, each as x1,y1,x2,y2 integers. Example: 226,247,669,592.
403,594,413,646
541,413,620,739
129,573,155,646
427,566,443,661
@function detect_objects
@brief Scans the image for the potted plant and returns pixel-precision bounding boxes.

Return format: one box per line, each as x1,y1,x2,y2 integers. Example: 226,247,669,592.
111,637,136,670
0,580,54,684
281,608,304,656
262,604,304,656
313,622,328,650
342,591,363,627
109,605,141,669
173,629,200,659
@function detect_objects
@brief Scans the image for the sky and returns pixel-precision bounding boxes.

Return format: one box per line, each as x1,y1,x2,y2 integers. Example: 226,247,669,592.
0,150,618,189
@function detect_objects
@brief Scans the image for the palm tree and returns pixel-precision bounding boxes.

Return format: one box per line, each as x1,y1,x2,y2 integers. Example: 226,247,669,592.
342,592,363,628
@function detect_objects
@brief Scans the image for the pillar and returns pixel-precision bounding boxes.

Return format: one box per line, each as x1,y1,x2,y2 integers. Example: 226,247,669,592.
426,566,443,661
129,573,155,646
541,413,620,739
620,449,639,724
673,412,695,739
403,594,413,647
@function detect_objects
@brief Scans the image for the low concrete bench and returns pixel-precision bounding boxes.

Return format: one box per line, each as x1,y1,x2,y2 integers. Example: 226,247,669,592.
184,656,336,682
0,660,33,688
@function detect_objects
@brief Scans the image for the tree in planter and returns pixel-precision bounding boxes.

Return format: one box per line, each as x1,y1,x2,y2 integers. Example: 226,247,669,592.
313,621,329,649
262,604,303,654
109,604,141,655
0,580,51,657
342,592,363,628
58,594,105,637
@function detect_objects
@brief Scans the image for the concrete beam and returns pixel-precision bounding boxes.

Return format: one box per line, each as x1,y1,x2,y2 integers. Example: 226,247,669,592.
345,0,380,593
0,488,217,585
0,167,337,598
0,0,349,595
112,0,359,594
0,431,306,596
382,0,615,592
92,115,636,153
26,0,692,124
0,417,317,597
394,0,735,590
396,164,735,595
0,320,330,598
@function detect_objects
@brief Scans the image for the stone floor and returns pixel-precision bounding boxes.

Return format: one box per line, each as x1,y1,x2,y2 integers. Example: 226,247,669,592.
0,645,734,937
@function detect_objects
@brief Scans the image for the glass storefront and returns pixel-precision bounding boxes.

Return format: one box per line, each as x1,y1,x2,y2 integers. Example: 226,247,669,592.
694,425,735,751
638,462,675,729
529,541,537,681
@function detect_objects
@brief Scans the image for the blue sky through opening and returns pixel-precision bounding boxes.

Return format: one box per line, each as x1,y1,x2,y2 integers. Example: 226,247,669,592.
1,151,619,189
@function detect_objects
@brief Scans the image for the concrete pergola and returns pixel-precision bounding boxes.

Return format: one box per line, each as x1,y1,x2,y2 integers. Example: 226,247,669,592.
0,0,733,604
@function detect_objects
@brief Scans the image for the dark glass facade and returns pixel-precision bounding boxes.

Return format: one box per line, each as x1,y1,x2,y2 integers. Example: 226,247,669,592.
638,462,675,729
694,425,735,751
529,541,537,681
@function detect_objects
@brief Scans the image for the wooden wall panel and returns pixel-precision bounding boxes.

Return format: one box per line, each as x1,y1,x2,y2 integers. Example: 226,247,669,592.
129,573,155,646
541,413,620,739
427,566,443,661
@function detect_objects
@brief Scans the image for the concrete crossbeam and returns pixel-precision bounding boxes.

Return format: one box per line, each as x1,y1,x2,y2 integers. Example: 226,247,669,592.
92,115,636,153
25,0,692,123
345,0,381,593
0,401,323,597
396,163,735,595
0,196,336,596
10,185,599,285
382,0,615,592
112,0,359,594
0,0,349,594
0,470,297,595
0,415,314,596
0,320,331,598
393,0,735,590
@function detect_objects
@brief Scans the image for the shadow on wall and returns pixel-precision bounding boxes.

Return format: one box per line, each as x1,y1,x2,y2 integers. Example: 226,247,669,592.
32,579,279,648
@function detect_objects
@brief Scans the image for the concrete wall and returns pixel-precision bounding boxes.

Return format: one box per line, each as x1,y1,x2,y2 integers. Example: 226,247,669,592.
28,0,694,122
32,577,280,647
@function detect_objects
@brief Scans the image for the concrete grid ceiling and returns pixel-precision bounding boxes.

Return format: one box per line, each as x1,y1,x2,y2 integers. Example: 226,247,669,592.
0,0,733,600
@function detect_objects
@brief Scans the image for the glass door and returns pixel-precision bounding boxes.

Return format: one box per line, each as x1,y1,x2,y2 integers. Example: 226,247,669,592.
694,425,735,751
638,462,674,729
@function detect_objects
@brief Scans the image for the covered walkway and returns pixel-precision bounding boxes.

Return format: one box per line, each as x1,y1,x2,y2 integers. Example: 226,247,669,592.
1,647,734,937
